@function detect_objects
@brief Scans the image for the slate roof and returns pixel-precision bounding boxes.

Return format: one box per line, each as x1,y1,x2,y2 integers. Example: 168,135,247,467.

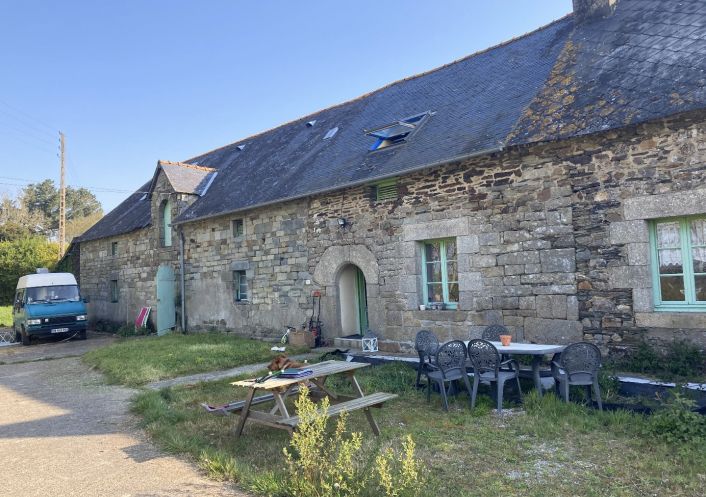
78,183,151,242
80,0,706,242
150,160,217,196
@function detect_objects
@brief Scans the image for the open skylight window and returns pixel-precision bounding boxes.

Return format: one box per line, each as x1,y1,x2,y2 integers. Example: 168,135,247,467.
365,111,431,151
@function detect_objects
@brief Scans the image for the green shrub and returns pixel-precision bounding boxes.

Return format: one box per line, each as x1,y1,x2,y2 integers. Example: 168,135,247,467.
283,386,424,497
0,237,59,304
625,341,663,373
617,339,705,379
646,393,706,444
284,386,366,497
375,435,423,497
116,324,151,337
664,340,706,377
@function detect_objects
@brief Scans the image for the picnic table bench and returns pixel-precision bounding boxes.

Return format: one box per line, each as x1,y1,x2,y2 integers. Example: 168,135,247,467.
230,360,397,437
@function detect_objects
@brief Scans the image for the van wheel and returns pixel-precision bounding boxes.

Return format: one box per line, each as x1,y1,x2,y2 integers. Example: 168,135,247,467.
78,330,87,340
21,330,31,346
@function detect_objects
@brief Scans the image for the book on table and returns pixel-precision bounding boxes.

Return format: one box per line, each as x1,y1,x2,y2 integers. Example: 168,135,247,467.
278,368,313,378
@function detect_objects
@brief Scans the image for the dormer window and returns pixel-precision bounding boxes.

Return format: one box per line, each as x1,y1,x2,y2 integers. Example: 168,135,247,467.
365,111,431,151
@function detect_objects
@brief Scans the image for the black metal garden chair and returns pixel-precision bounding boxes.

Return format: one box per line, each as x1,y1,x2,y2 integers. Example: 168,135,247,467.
467,339,522,414
481,324,508,341
426,340,473,411
414,330,439,388
551,342,603,411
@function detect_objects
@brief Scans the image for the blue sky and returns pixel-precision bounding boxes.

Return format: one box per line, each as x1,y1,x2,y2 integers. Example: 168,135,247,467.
0,1,572,212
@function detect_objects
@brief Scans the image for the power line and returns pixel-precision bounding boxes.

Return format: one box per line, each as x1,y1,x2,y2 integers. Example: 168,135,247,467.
0,175,146,194
0,110,58,143
1,131,58,155
0,98,58,133
0,121,58,148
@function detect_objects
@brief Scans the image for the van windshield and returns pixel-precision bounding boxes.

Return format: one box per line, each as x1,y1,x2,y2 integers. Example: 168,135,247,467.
26,285,80,303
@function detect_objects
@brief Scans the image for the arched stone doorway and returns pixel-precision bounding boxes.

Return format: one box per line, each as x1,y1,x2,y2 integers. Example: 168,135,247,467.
312,244,380,340
338,264,368,336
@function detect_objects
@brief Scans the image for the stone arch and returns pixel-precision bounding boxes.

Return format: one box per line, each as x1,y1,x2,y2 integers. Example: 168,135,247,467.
313,245,379,287
313,245,381,339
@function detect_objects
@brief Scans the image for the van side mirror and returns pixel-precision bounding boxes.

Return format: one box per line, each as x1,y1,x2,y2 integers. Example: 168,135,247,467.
83,297,90,303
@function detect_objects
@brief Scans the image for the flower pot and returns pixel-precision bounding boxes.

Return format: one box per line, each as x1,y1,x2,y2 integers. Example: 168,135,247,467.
289,330,315,348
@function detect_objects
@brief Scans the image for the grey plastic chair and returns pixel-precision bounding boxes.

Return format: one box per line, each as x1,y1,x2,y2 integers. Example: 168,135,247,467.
426,340,473,411
467,339,522,414
414,330,439,388
481,324,508,341
551,342,603,411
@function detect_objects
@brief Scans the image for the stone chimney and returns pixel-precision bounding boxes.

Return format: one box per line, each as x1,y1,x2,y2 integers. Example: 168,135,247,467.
573,0,618,22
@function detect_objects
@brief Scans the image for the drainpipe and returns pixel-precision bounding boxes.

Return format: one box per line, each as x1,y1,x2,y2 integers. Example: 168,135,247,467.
179,227,187,332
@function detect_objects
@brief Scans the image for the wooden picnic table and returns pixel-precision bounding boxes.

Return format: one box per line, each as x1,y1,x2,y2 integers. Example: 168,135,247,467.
230,360,397,437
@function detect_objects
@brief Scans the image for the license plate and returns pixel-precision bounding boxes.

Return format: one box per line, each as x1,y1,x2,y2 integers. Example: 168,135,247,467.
51,328,69,333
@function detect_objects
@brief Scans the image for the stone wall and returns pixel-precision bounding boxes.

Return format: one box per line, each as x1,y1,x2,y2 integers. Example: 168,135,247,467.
81,111,706,354
306,110,706,352
180,200,312,340
79,171,191,329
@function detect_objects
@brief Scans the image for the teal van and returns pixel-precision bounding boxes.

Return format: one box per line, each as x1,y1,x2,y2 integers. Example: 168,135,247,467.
12,272,88,345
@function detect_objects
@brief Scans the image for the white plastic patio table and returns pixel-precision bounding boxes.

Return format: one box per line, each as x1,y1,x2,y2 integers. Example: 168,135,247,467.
465,341,565,396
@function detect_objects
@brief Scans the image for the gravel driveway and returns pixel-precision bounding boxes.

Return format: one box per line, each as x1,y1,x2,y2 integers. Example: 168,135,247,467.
0,335,247,497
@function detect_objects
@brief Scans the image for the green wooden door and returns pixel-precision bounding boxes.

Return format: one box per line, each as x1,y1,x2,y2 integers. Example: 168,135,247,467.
156,265,175,335
355,268,368,333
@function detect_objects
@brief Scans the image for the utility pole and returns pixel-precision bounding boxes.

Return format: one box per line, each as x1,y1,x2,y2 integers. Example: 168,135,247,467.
59,131,66,257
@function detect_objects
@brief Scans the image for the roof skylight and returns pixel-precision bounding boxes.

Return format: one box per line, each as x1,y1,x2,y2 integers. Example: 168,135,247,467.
365,111,431,151
323,127,339,140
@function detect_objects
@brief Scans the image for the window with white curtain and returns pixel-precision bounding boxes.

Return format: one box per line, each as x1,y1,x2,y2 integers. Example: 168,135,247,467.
650,216,706,310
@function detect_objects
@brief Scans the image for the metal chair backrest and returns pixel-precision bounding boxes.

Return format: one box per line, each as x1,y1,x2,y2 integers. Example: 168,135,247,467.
435,340,467,377
467,339,500,376
560,342,602,382
481,325,508,341
415,330,439,359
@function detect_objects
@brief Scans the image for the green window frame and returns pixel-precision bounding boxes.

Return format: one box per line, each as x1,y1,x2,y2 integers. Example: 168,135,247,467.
111,241,118,257
160,199,172,247
232,218,244,238
650,215,706,312
421,238,459,309
233,270,248,302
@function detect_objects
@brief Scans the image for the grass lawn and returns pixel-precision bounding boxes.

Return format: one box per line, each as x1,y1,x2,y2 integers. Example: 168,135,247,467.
133,362,706,497
0,305,12,327
83,332,305,386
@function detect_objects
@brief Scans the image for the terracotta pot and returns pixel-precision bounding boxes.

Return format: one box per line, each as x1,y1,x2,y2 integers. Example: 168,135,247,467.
499,335,512,346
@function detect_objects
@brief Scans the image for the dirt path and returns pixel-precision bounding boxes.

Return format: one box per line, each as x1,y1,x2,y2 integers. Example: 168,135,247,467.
0,342,248,496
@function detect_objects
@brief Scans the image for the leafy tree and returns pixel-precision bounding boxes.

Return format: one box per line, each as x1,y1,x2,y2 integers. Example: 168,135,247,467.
20,180,103,230
0,194,49,240
66,210,103,242
22,179,57,222
0,237,59,304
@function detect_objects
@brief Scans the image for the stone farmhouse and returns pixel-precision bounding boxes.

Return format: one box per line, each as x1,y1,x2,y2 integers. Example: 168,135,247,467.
75,0,706,353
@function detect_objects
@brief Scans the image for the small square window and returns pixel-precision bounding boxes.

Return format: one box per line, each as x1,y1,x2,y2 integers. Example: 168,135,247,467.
233,270,248,302
110,280,119,303
232,219,244,238
111,241,118,256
